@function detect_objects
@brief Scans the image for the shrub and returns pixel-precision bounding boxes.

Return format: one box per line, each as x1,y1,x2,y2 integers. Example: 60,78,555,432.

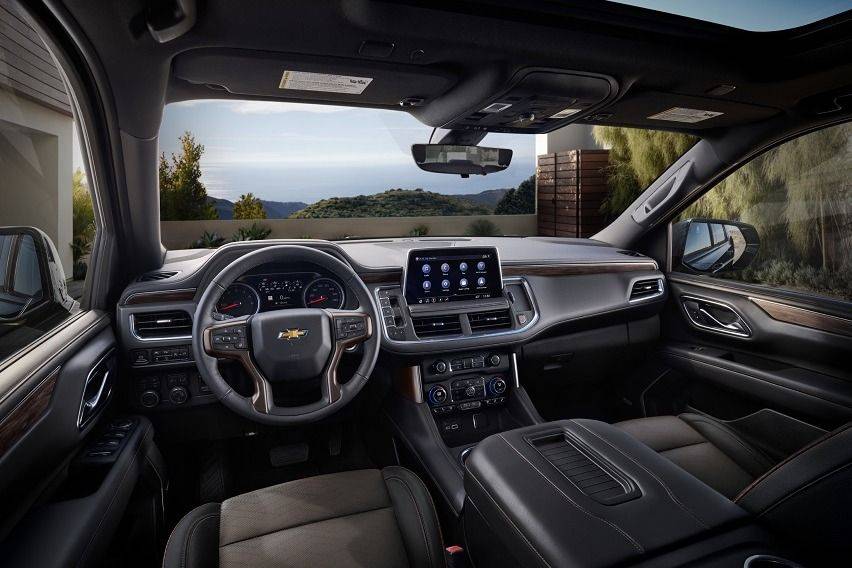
191,231,226,248
466,219,501,237
232,223,272,241
409,224,429,237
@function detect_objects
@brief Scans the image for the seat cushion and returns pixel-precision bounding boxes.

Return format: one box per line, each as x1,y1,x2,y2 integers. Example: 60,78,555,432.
163,467,445,568
614,413,774,499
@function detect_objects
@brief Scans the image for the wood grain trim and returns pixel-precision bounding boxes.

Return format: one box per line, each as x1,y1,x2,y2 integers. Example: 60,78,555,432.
502,261,658,277
393,366,424,404
358,270,402,284
0,367,59,457
750,297,852,338
123,289,197,305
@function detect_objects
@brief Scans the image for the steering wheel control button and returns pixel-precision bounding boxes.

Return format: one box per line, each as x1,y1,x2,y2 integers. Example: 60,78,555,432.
335,316,367,340
211,326,248,350
428,385,448,405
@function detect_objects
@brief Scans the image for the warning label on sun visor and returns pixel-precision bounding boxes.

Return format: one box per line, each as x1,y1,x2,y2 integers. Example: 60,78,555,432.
647,107,723,123
279,71,373,94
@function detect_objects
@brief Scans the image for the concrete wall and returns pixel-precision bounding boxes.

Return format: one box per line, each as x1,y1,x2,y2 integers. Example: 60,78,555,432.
162,214,538,249
0,91,74,273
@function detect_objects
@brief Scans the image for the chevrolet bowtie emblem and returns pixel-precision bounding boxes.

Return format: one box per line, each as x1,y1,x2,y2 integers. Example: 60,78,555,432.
278,328,308,341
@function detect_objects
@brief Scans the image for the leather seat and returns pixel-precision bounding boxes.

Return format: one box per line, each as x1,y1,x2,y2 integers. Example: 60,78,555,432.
614,413,775,499
162,467,445,568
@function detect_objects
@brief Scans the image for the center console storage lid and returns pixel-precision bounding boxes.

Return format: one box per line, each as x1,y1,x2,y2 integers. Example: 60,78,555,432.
464,419,747,568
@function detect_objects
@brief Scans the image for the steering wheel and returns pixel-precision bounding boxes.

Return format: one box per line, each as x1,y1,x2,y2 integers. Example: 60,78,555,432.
192,245,379,425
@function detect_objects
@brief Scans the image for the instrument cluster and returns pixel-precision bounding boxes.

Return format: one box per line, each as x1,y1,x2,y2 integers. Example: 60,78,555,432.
214,271,346,318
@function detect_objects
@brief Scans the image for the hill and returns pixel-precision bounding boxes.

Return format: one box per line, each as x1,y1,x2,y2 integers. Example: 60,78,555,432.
209,197,307,219
455,188,510,209
290,189,490,218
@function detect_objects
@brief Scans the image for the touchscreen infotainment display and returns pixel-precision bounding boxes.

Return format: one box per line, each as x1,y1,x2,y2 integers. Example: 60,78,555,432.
404,247,503,304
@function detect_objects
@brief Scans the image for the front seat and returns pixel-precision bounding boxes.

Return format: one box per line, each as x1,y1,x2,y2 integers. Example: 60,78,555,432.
615,414,852,557
163,467,445,568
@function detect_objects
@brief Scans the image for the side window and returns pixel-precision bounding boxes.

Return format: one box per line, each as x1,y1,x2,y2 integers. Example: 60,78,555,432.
0,2,94,362
673,122,851,303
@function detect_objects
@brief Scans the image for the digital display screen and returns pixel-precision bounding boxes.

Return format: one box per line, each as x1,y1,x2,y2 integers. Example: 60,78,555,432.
404,247,502,304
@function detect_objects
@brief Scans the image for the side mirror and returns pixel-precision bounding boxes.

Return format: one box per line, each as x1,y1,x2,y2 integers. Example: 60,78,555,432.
673,218,760,274
411,144,512,177
0,227,75,330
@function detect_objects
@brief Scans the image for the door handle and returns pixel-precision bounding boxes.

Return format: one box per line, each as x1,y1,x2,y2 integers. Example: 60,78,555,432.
681,296,751,338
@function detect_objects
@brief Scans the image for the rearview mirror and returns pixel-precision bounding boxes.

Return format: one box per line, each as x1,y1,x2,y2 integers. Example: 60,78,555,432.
0,227,75,329
673,219,760,274
411,144,512,177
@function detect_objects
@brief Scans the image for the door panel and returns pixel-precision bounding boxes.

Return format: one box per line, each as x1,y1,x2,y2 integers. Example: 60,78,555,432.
0,311,114,539
656,276,852,452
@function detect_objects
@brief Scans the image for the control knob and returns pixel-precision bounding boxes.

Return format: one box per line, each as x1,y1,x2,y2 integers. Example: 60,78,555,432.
487,354,501,367
433,360,448,374
168,386,189,405
488,377,507,396
140,390,160,408
428,385,448,405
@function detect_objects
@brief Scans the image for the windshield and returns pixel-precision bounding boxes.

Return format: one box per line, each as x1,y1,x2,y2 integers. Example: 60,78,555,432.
158,100,695,247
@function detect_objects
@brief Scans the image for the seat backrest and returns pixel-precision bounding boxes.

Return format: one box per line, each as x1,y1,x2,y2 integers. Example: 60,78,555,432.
734,422,852,558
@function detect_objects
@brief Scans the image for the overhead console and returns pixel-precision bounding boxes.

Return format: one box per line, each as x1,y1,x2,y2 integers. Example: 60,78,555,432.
439,68,616,134
376,246,538,346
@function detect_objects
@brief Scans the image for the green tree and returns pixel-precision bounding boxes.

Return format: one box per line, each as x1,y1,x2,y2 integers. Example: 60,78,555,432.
159,132,218,221
593,126,697,216
495,175,536,214
71,168,95,241
291,188,489,218
233,193,267,220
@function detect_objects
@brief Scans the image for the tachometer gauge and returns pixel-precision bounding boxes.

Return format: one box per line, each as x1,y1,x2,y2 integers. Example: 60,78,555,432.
215,283,260,317
303,278,344,309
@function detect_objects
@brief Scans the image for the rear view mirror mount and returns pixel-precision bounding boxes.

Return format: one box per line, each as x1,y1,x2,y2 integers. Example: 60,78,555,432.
411,144,512,177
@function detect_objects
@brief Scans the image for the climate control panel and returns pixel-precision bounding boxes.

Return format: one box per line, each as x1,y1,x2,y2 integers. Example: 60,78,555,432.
421,351,511,417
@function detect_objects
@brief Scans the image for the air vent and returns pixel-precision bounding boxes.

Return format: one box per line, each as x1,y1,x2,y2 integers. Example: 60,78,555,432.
138,270,178,282
629,278,663,302
530,432,638,505
132,310,192,339
468,310,512,333
412,314,462,338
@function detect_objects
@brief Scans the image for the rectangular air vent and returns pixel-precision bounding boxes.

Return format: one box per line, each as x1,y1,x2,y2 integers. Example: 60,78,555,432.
468,309,512,333
412,314,462,338
132,310,192,339
138,270,178,282
629,278,663,302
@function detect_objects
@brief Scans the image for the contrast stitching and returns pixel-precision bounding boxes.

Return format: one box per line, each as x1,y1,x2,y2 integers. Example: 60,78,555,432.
735,423,852,503
757,462,852,518
574,421,709,530
498,433,645,553
181,513,219,568
464,466,552,568
682,416,772,471
385,475,432,568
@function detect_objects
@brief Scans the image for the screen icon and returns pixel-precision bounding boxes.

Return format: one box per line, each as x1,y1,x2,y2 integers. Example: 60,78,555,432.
460,278,468,288
441,263,450,273
477,261,486,271
459,262,468,272
441,279,450,289
422,280,432,290
421,264,431,274
477,277,486,287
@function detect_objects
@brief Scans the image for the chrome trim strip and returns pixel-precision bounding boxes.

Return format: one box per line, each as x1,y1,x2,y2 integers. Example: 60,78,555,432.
373,276,540,345
511,352,520,389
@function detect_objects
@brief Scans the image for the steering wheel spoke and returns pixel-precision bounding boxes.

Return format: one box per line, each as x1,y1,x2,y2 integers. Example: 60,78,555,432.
323,310,373,403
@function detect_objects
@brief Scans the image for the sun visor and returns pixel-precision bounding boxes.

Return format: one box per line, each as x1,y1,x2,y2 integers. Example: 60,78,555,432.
438,68,617,134
581,91,781,131
171,49,456,108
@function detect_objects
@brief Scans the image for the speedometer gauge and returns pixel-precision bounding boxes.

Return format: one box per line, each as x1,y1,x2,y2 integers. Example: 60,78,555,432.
215,283,260,317
303,278,344,309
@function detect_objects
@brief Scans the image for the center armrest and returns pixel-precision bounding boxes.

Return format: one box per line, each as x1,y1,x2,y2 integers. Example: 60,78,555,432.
463,419,747,568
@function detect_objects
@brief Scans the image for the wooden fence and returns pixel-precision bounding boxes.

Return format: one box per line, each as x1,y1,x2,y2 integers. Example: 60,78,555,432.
537,149,610,238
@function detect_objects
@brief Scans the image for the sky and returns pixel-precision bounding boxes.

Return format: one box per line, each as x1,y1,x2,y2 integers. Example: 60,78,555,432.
159,100,536,204
608,0,851,31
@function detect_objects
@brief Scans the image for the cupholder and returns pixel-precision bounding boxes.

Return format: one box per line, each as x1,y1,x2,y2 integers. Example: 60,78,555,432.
744,555,804,568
